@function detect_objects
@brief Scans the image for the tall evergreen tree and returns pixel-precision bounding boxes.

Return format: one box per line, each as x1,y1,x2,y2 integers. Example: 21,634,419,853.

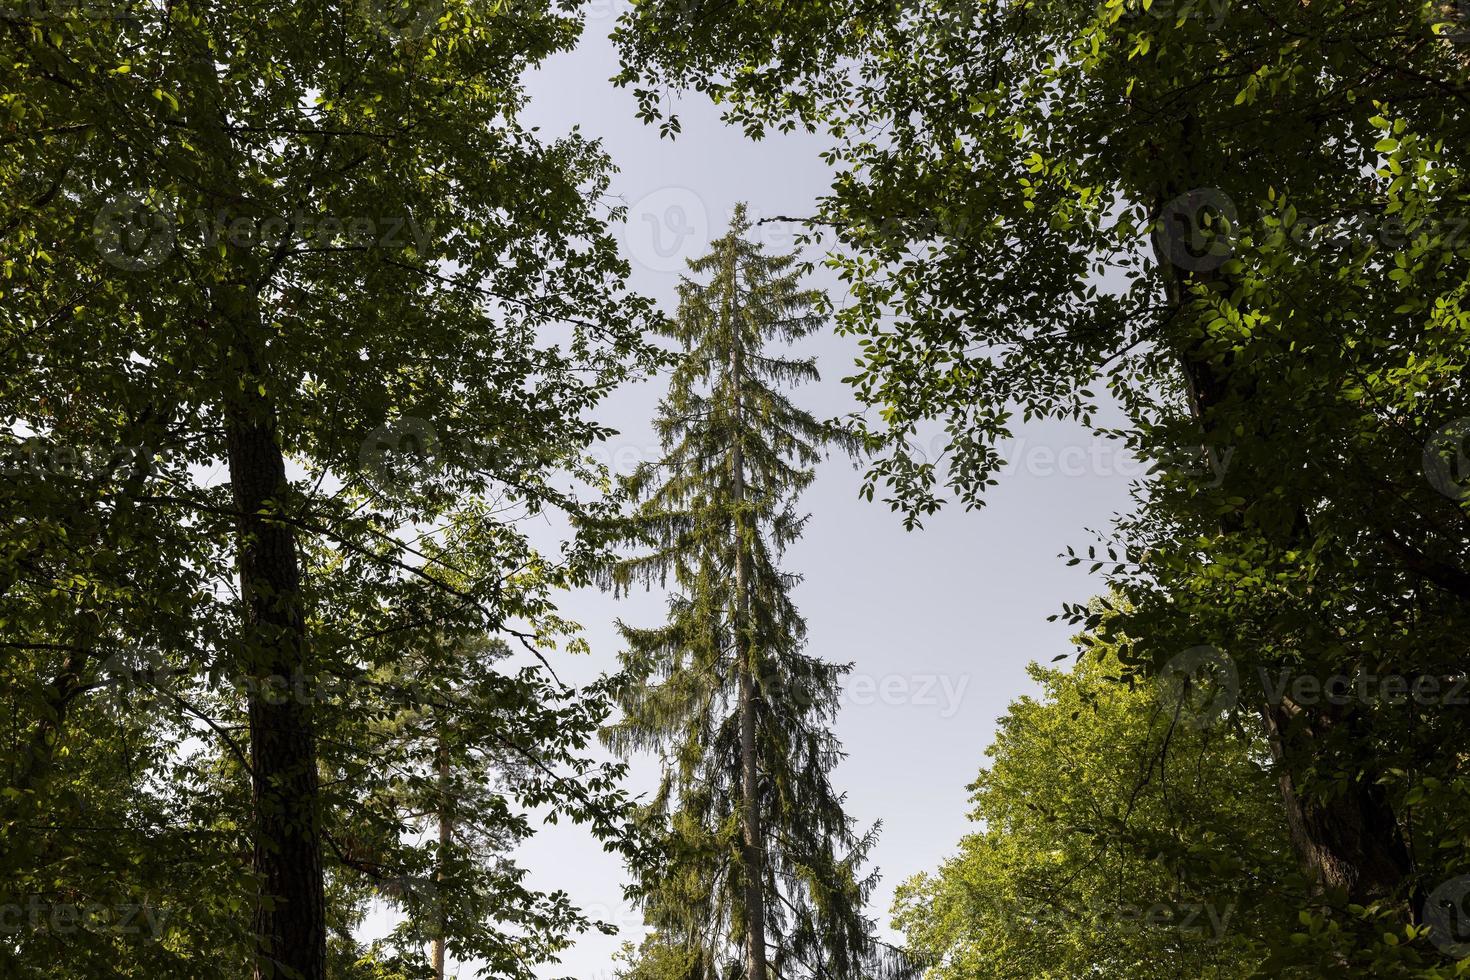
614,1,1470,969
603,206,906,980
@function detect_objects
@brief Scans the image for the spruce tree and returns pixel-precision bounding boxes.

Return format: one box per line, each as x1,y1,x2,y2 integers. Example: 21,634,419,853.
605,206,907,980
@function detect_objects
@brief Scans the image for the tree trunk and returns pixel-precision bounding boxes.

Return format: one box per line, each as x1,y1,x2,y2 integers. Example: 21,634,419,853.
1259,701,1412,900
1152,157,1412,903
738,662,767,980
226,389,327,980
183,49,328,976
729,250,768,980
432,720,451,980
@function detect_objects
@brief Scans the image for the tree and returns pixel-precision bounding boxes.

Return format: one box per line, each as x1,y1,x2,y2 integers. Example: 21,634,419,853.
613,934,710,980
611,1,1470,968
319,621,636,980
895,624,1292,979
2,0,656,975
602,206,906,979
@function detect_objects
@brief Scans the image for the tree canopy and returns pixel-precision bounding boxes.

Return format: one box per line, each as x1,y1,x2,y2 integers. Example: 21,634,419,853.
612,0,1470,971
896,628,1292,979
3,1,657,976
5,0,1470,977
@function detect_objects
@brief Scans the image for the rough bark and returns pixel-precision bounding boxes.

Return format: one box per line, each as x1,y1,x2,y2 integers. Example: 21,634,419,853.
226,387,327,980
1152,152,1412,903
184,49,328,976
1259,702,1412,900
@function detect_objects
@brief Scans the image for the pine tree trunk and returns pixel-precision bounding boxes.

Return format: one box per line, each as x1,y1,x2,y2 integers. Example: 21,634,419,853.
730,254,769,980
1171,297,1411,903
738,663,767,979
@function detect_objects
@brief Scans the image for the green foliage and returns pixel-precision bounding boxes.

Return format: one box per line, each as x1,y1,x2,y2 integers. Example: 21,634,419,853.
615,0,1470,972
602,207,905,979
1,0,658,975
896,632,1291,978
613,934,709,980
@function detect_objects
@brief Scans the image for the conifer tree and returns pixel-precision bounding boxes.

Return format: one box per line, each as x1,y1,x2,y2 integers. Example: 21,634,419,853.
605,206,908,980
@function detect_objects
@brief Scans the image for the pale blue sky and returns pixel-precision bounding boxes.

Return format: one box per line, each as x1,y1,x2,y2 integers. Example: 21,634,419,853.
449,13,1136,977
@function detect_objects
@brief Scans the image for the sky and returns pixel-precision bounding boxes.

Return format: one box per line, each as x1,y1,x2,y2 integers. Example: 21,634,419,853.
418,9,1140,976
